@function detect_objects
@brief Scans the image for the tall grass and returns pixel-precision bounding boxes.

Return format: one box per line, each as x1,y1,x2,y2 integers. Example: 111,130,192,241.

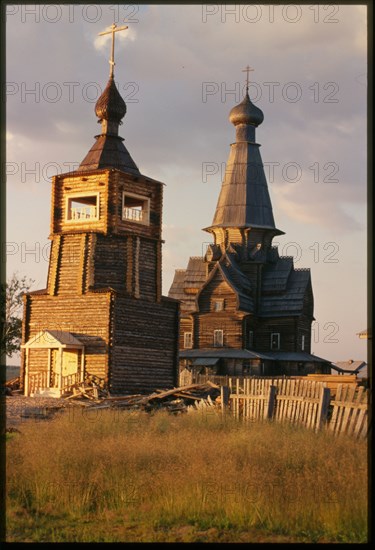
6,408,368,542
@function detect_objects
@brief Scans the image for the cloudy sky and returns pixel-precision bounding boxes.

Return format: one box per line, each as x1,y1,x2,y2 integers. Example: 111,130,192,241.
6,4,368,363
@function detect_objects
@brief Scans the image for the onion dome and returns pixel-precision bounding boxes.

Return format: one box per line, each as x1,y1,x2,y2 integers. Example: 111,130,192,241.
95,75,126,123
229,92,264,127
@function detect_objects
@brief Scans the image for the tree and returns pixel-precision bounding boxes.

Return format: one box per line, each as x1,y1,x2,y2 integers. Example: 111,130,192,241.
1,273,34,358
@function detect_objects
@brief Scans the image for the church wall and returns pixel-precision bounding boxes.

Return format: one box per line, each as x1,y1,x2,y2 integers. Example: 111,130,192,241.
226,228,243,244
197,276,238,314
194,274,244,348
51,234,85,295
26,349,49,378
180,316,194,350
92,233,128,291
110,295,179,393
138,239,158,301
296,314,312,353
20,292,111,390
194,313,244,349
256,317,298,352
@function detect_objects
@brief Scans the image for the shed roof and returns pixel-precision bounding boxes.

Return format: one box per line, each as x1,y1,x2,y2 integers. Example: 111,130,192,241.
22,330,85,349
180,348,271,360
356,329,371,339
192,358,219,366
332,360,367,373
265,351,331,364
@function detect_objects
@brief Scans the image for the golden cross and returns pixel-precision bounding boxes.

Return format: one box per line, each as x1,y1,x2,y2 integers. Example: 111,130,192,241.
98,23,128,78
242,65,254,91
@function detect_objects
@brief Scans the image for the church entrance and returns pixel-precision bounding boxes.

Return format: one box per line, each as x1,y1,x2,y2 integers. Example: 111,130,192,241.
22,330,85,396
51,349,80,389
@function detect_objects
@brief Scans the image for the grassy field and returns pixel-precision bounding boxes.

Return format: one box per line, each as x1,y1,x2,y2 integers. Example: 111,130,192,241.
6,407,368,543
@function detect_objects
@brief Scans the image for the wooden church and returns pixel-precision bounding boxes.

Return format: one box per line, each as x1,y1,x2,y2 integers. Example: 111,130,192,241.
20,25,179,396
169,70,331,377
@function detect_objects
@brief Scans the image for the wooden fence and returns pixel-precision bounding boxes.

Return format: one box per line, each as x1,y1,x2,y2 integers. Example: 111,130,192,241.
217,377,369,439
186,372,359,396
329,384,368,439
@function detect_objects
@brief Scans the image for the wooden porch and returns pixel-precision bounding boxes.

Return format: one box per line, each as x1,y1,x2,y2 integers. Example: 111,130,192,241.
21,330,85,397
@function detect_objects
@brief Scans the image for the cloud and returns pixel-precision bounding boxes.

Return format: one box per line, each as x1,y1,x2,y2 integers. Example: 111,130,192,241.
273,182,364,232
94,23,137,52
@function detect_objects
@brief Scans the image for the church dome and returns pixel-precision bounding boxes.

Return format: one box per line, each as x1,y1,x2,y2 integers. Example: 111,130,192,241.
229,93,264,127
95,76,126,123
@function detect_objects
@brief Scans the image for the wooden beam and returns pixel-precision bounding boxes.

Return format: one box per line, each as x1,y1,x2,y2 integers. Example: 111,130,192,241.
266,384,277,419
24,348,29,396
316,387,331,431
58,348,63,391
47,348,52,389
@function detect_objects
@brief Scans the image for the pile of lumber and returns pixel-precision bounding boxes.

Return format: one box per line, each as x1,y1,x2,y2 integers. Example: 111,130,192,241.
62,374,109,400
64,381,221,414
63,382,109,401
3,376,21,395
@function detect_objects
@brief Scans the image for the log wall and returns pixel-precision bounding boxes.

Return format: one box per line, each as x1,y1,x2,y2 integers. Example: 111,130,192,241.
255,317,298,352
49,169,163,299
53,234,84,295
180,316,194,349
110,295,179,394
197,273,238,313
21,292,111,387
194,313,245,349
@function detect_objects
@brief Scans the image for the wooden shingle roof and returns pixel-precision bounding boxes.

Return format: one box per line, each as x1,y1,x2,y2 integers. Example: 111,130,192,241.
262,256,294,293
77,74,140,175
204,94,283,237
218,254,254,312
78,134,140,174
260,268,311,317
168,258,206,313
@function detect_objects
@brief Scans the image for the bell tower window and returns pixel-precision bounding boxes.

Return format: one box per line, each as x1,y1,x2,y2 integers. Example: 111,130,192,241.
122,192,150,225
66,193,99,221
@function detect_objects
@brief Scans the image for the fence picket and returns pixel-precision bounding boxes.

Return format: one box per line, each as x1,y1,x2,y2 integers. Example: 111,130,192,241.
347,386,364,437
339,385,357,436
353,389,368,439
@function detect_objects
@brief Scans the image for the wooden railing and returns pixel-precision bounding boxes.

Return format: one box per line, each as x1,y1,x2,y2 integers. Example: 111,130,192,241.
27,370,81,395
61,372,80,391
123,207,143,222
28,371,49,395
71,206,97,220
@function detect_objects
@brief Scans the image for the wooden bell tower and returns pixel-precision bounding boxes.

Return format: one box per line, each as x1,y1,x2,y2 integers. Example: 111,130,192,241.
21,25,179,396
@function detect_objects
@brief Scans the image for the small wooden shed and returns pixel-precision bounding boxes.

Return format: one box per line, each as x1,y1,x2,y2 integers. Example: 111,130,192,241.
21,330,85,396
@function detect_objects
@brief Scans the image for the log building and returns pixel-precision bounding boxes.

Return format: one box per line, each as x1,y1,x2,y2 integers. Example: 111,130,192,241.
20,30,179,396
169,75,331,377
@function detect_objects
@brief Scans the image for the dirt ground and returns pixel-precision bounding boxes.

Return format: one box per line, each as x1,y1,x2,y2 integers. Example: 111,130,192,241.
3,394,75,431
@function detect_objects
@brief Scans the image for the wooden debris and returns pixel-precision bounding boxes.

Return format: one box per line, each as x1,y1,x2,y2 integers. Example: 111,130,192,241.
63,381,222,414
3,376,21,395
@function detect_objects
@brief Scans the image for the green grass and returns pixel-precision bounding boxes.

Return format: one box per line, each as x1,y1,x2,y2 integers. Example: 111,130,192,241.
6,408,368,542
